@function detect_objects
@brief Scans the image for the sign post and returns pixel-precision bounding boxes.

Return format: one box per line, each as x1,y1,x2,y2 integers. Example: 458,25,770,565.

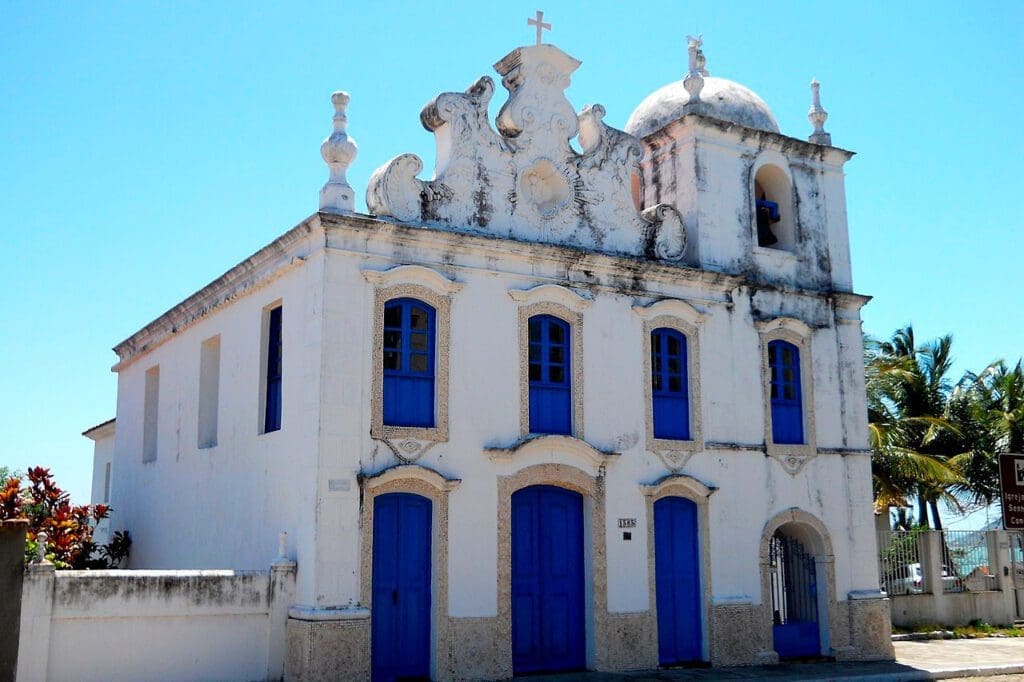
999,453,1024,530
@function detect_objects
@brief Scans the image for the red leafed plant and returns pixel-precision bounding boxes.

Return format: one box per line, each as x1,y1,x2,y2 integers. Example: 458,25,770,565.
1,466,130,569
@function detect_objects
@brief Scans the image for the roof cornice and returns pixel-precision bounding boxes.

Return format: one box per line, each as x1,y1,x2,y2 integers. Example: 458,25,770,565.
82,418,116,441
111,211,869,371
641,113,855,166
112,215,324,371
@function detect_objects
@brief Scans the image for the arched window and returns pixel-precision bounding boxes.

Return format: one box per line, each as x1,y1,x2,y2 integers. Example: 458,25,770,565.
754,164,796,252
768,340,803,444
651,328,690,440
383,298,436,427
528,315,572,435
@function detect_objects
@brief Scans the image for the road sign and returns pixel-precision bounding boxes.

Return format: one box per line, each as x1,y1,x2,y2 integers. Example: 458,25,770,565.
999,453,1024,530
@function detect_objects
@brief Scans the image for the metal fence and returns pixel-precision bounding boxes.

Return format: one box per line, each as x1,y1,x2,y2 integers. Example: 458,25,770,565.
878,529,1001,595
942,530,992,593
1011,531,1024,590
877,530,925,595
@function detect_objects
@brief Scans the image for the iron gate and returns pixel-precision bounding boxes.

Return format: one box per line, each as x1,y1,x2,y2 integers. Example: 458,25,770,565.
770,533,821,658
1011,531,1024,620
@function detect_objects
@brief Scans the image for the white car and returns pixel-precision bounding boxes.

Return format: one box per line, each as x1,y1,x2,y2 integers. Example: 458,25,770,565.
885,563,962,594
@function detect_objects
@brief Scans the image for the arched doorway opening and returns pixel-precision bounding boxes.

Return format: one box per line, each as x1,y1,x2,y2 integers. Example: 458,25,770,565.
761,511,833,661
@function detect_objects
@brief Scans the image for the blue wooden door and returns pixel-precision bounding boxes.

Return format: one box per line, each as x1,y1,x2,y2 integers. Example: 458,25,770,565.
770,534,821,658
512,485,586,674
372,493,432,681
654,497,703,665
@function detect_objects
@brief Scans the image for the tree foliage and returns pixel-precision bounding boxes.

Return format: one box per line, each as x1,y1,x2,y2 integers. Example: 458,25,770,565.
867,327,1023,528
0,466,130,569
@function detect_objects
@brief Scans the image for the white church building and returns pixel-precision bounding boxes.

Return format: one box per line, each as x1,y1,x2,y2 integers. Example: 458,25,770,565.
87,28,894,680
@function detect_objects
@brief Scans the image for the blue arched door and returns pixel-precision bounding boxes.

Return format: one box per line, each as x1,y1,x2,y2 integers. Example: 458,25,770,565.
654,496,703,665
372,493,432,681
511,485,586,674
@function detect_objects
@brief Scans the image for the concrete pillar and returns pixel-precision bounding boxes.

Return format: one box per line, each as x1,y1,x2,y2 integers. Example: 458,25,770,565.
267,556,297,681
0,520,27,681
17,561,55,681
989,530,1010,591
921,531,944,595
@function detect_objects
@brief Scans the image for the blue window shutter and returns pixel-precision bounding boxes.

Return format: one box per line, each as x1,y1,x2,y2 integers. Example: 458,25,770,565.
651,328,690,440
768,340,804,444
383,299,436,427
264,306,283,433
528,315,572,435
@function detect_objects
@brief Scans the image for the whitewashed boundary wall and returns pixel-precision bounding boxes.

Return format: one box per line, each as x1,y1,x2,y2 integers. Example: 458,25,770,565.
17,560,296,682
882,529,1022,628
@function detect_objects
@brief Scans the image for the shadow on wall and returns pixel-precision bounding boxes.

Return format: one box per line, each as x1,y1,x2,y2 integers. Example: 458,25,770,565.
1,519,28,679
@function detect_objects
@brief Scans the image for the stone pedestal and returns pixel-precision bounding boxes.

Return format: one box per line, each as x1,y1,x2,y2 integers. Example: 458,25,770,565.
285,609,370,681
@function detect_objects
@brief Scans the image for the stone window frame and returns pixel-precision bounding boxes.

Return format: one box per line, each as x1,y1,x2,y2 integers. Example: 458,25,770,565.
640,474,716,664
509,284,591,439
365,266,463,443
750,151,799,256
359,465,461,680
756,317,817,470
496,461,608,672
633,299,708,457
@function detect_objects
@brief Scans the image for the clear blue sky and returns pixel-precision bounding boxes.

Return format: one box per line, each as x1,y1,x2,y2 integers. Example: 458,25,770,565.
1,1,1021,503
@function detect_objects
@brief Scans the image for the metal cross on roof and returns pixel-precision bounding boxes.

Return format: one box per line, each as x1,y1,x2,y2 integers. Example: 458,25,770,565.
528,10,551,45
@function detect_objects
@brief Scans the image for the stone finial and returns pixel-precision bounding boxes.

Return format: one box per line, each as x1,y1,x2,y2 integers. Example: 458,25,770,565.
277,531,288,561
807,78,832,146
683,35,705,104
34,531,48,563
319,91,358,213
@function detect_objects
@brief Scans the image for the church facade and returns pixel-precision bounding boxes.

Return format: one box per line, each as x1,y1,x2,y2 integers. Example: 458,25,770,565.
95,33,893,680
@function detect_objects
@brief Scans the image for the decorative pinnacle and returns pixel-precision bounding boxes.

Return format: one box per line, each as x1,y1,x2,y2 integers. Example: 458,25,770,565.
807,78,832,146
683,35,706,104
319,91,358,213
35,531,48,563
277,531,288,561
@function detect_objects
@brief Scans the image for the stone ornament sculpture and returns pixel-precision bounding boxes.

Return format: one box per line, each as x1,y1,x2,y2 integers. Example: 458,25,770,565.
365,43,688,263
683,34,706,104
320,91,358,213
807,78,832,146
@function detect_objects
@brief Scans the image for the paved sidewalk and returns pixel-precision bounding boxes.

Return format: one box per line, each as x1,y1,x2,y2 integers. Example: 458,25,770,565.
503,638,1024,681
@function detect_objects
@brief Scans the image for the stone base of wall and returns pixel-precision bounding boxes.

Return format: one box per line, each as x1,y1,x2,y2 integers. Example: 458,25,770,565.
597,612,658,671
833,598,895,662
444,616,507,681
285,617,370,681
709,603,776,666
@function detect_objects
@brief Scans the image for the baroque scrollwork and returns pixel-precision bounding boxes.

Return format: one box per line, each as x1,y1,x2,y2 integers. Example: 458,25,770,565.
365,44,688,262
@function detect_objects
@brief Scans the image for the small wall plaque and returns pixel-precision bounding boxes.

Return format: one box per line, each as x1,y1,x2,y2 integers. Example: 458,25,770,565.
328,478,351,492
617,518,637,529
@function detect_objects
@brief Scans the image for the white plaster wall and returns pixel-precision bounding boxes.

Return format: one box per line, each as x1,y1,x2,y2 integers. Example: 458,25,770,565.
18,568,290,682
109,240,322,605
311,223,876,620
88,430,115,544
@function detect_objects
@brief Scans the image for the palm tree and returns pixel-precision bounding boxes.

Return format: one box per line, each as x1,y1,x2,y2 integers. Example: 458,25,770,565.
866,327,964,529
955,360,1024,507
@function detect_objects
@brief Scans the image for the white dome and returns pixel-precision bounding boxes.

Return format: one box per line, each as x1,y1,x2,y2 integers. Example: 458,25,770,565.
625,75,780,139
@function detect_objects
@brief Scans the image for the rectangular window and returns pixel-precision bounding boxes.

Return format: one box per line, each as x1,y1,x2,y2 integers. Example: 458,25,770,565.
198,335,221,448
102,462,111,503
651,328,690,440
769,340,804,444
143,365,160,462
528,315,572,435
383,298,436,427
263,306,283,433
